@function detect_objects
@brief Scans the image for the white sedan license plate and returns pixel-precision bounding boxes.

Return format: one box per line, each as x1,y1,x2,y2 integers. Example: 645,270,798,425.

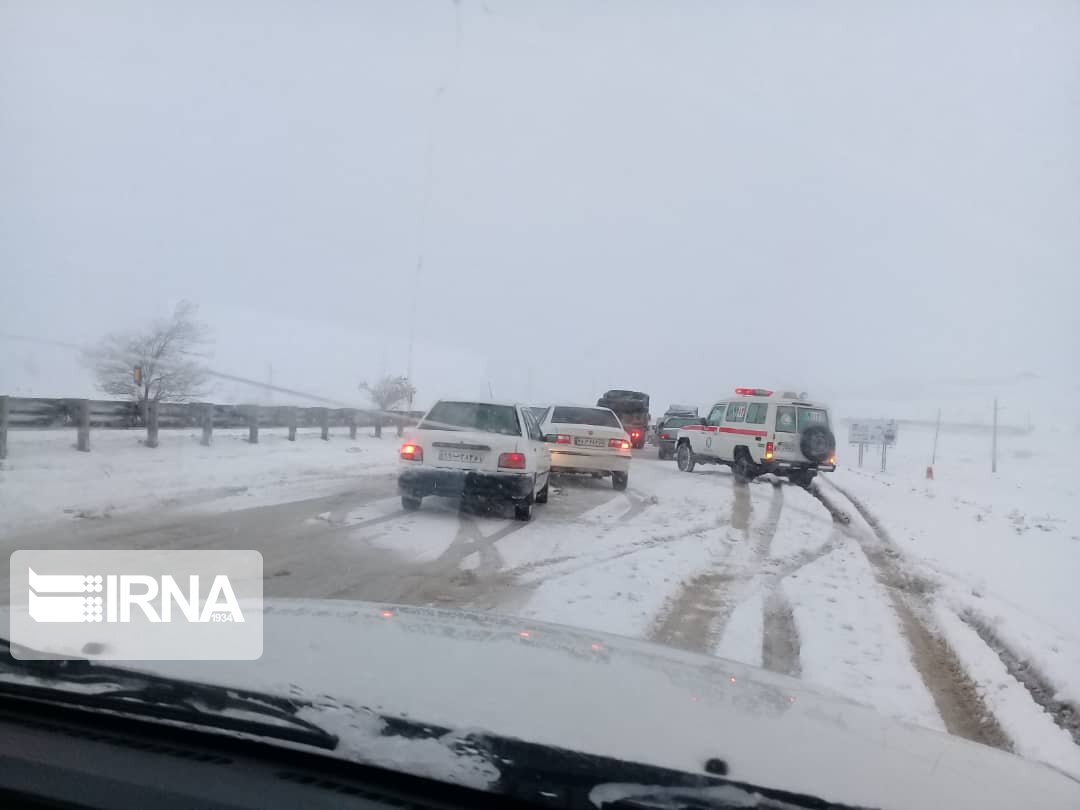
438,450,483,463
574,437,606,448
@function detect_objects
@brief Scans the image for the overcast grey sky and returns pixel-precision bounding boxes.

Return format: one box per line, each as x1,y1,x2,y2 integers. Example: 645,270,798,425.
2,0,1078,414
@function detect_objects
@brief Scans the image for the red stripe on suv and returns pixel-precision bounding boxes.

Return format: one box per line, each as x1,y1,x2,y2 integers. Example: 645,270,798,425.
679,425,767,438
718,427,768,438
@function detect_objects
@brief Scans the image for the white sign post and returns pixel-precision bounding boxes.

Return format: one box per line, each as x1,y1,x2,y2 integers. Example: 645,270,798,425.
848,420,898,470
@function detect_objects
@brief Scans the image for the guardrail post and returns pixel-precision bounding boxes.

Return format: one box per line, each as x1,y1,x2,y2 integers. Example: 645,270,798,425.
320,408,329,441
76,399,91,452
146,401,159,448
0,396,8,460
349,410,357,440
247,405,259,444
201,403,213,446
287,407,297,441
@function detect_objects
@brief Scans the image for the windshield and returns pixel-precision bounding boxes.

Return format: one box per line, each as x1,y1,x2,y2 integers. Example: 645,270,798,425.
2,1,1077,806
550,407,621,428
419,401,521,436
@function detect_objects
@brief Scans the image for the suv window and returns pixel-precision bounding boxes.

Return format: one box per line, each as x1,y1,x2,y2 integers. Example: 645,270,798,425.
707,404,726,426
725,402,747,423
420,402,522,436
776,406,796,433
745,403,768,424
797,408,829,432
551,406,621,428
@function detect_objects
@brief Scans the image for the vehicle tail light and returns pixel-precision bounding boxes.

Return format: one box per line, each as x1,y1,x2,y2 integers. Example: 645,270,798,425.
660,433,670,440
829,455,836,465
630,430,641,440
609,438,631,450
498,452,526,469
556,434,572,444
400,443,423,462
764,442,774,460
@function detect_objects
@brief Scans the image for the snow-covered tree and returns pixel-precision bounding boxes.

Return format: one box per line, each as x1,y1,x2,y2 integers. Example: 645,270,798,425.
86,300,212,417
360,375,416,437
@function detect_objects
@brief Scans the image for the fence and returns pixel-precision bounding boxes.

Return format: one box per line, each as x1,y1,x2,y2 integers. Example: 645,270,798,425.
0,396,423,459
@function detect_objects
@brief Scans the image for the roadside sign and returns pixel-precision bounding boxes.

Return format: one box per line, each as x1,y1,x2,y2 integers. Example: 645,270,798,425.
848,419,898,446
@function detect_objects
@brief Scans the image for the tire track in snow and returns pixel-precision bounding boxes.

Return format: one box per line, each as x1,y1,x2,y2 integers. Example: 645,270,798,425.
825,479,1080,745
761,589,801,677
325,507,531,609
509,512,732,583
649,480,785,655
810,480,1012,750
754,481,802,677
617,488,655,523
958,609,1080,747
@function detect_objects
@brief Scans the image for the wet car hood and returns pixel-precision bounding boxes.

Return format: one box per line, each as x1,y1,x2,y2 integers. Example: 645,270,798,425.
15,600,1080,809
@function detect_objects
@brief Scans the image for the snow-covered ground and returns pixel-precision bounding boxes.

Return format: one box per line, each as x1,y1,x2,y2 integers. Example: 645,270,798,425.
828,424,1080,774
0,427,401,535
3,422,1078,779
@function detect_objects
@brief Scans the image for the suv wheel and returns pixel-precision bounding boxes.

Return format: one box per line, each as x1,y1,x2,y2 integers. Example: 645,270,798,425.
401,494,422,511
733,449,758,483
790,470,816,488
800,425,836,463
676,442,696,473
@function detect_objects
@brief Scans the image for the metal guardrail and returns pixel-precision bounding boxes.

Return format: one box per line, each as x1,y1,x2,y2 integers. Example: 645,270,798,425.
0,396,424,459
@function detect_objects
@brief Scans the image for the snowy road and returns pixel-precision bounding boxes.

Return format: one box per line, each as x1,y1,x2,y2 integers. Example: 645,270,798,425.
3,440,1080,778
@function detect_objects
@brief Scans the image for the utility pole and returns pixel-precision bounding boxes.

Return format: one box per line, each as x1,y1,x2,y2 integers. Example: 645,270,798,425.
991,397,998,473
932,408,941,465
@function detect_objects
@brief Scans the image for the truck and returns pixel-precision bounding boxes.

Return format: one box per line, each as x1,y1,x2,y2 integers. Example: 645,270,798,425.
596,389,650,449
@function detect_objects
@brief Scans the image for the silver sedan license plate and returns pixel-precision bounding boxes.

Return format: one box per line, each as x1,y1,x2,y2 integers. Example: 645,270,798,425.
438,450,483,463
574,437,606,448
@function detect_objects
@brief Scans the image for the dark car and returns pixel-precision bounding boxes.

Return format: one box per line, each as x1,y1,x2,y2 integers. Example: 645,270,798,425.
655,414,703,460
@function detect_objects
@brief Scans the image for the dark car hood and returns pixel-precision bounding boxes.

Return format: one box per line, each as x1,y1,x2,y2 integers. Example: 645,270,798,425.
17,600,1080,809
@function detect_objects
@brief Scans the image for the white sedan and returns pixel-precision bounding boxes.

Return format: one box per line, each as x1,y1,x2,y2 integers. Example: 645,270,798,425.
398,400,551,521
537,405,633,491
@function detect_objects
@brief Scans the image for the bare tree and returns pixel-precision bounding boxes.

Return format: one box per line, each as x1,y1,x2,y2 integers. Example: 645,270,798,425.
360,375,416,438
85,300,212,421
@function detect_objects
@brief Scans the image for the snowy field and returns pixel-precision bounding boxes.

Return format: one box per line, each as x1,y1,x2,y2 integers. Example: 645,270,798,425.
0,427,401,534
2,422,1078,779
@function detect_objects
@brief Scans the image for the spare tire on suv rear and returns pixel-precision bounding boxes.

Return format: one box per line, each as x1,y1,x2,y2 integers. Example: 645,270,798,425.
800,424,836,463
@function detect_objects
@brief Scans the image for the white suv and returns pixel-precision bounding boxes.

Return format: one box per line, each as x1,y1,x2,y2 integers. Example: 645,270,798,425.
398,400,552,521
674,388,836,487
